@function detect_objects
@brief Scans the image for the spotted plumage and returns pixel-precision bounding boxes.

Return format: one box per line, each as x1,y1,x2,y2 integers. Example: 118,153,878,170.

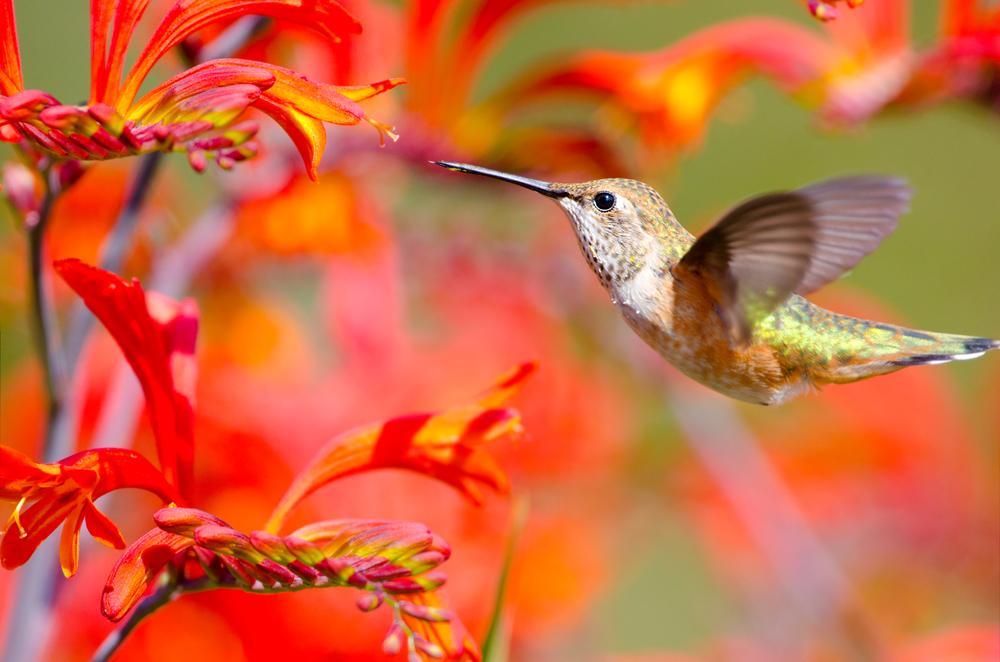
436,162,999,405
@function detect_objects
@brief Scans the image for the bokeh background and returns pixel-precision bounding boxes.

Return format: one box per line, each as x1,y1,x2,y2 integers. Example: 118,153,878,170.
2,1,998,661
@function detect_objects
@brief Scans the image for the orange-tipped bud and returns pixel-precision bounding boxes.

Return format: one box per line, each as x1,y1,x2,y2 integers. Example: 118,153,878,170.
356,591,384,612
249,531,297,564
398,601,452,623
381,622,405,655
193,525,265,563
154,508,228,537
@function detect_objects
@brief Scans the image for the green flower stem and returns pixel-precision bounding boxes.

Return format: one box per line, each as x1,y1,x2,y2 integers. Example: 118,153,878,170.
27,171,68,452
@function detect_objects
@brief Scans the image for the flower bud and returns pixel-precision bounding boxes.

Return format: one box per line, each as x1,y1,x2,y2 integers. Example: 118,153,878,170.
1,162,41,220
398,601,452,622
193,524,265,563
154,507,229,537
249,531,296,564
381,622,404,655
356,591,384,612
412,634,444,659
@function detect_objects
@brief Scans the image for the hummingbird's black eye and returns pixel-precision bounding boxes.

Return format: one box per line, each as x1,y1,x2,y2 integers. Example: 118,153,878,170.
594,191,616,211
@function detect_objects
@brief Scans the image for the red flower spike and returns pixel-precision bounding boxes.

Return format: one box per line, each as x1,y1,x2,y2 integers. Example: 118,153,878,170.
106,511,460,621
265,363,537,533
54,259,197,498
401,590,482,662
1,445,182,577
101,527,195,620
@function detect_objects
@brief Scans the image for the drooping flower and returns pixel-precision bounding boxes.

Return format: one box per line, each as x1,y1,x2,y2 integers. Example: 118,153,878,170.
55,259,199,499
265,361,538,533
0,0,405,179
0,445,182,577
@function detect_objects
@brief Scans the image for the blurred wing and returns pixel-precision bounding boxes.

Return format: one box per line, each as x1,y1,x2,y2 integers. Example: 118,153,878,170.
675,177,911,348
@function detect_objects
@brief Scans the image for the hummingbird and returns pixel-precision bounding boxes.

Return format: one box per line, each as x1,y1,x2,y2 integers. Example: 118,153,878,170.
435,161,999,406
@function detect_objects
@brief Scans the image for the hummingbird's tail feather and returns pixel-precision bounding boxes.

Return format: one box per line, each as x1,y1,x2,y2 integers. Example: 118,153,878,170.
884,334,1000,367
800,311,1000,386
820,324,1000,385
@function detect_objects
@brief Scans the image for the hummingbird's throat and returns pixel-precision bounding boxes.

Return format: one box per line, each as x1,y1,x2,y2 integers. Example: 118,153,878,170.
558,199,647,287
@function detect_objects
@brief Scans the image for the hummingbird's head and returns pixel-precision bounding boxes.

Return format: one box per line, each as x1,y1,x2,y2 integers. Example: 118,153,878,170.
435,162,688,287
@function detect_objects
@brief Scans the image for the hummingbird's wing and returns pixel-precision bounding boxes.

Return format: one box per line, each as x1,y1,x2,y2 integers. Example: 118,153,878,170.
674,177,911,349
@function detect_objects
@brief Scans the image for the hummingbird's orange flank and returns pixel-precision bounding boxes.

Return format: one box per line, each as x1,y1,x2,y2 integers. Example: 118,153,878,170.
436,162,999,406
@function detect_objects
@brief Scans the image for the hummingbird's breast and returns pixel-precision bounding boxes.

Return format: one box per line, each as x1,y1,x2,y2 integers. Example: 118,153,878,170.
609,263,802,405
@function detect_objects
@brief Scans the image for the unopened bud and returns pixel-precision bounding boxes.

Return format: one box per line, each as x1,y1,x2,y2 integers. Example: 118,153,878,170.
398,601,452,622
808,0,839,20
1,162,41,219
412,634,444,659
249,531,296,564
154,507,229,537
193,524,265,563
283,536,326,565
188,150,208,173
381,622,405,655
356,591,384,612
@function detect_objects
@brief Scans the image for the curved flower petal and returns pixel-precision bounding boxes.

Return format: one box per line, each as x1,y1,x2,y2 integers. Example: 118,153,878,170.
1,446,182,575
54,259,199,498
0,0,22,95
265,362,537,534
101,527,195,620
114,0,363,109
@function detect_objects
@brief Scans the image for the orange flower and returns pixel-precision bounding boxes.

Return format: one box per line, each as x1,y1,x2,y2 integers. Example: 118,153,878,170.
265,362,537,533
0,445,181,577
0,0,405,178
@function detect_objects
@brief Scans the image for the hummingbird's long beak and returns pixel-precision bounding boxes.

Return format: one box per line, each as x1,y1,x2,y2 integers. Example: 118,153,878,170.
433,161,567,198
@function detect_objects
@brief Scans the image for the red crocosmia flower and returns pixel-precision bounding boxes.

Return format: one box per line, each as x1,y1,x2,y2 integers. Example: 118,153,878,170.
491,19,834,158
487,0,918,160
0,445,182,577
0,0,405,178
265,361,538,533
54,258,199,499
894,0,1000,111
